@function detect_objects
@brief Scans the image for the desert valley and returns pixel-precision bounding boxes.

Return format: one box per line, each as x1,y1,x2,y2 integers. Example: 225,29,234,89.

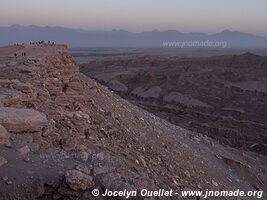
0,44,266,199
1,0,267,199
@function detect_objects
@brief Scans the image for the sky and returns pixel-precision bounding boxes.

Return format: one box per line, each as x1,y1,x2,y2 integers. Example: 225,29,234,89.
1,0,267,36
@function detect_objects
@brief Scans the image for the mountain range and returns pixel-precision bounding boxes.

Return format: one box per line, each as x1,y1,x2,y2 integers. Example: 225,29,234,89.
1,24,267,48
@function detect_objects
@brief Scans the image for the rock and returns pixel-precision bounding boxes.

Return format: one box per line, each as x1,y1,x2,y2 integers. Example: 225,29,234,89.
0,156,8,167
78,151,89,162
71,111,90,133
41,126,54,137
0,88,23,107
0,124,10,145
0,107,48,133
99,172,137,193
73,111,90,121
17,145,31,155
184,170,191,178
75,165,91,175
0,79,11,87
24,157,30,162
6,180,13,185
65,169,94,191
14,83,35,94
212,180,219,187
58,184,81,197
99,172,122,189
61,136,77,150
139,156,147,167
7,61,17,66
52,194,62,200
33,179,45,197
76,145,89,151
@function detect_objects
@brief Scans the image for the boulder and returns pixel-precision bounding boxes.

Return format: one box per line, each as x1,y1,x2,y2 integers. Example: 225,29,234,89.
0,124,10,145
14,83,35,94
78,151,89,162
71,111,91,133
0,155,8,167
65,169,94,191
0,107,48,133
60,136,77,150
0,88,23,106
17,145,31,156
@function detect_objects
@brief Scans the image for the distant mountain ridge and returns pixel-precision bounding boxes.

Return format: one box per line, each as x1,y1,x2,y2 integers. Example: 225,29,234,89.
1,24,267,48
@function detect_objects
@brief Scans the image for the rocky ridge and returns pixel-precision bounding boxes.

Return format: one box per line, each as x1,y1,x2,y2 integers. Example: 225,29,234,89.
0,45,266,199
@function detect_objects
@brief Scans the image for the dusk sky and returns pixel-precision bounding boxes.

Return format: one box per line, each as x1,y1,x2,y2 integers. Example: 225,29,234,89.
1,0,267,36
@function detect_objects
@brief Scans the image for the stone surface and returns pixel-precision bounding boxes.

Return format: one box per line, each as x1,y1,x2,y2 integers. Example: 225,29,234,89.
65,169,94,191
17,146,31,155
14,83,35,94
0,124,10,145
0,156,8,167
0,107,48,133
0,88,23,106
78,151,89,162
60,136,77,150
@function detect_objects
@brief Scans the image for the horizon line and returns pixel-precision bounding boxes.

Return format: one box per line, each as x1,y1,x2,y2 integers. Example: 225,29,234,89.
1,24,267,38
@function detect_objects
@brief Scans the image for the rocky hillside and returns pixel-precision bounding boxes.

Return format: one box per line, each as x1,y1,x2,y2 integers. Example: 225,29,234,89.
0,45,266,199
80,54,267,155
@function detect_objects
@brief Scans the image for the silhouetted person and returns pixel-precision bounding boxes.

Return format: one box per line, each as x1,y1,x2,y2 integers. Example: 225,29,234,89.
14,53,17,57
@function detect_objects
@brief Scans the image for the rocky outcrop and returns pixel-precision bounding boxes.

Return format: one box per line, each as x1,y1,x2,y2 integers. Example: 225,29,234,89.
65,167,94,191
0,107,48,133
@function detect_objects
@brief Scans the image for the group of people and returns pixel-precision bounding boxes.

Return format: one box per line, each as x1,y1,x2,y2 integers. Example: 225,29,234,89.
13,40,56,46
13,40,56,57
30,40,55,45
14,52,26,57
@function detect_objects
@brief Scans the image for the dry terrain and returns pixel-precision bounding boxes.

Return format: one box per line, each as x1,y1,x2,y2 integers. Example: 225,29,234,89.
81,53,267,155
0,45,266,199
